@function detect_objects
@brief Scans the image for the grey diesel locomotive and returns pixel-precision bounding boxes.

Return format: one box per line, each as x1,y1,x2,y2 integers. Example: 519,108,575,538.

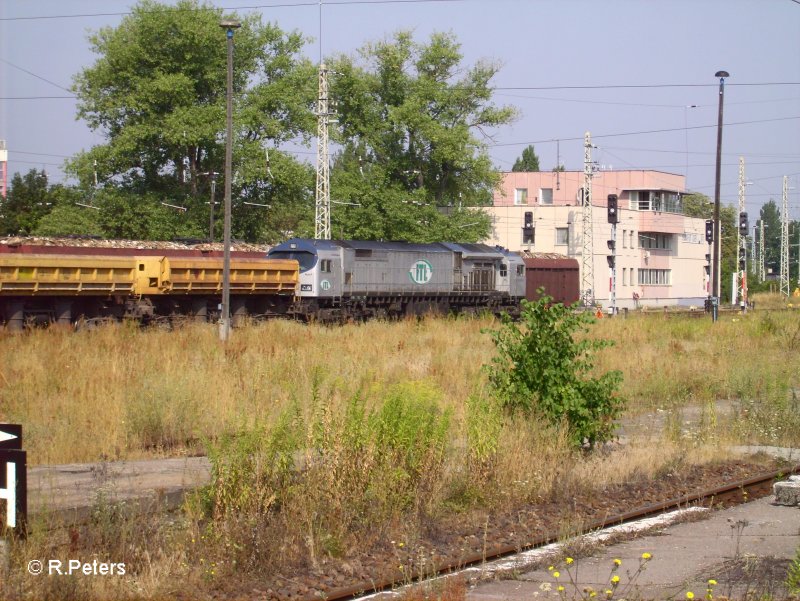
268,238,526,322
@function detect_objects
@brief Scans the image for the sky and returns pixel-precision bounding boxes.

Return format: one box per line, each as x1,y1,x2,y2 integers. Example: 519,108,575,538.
1,0,799,219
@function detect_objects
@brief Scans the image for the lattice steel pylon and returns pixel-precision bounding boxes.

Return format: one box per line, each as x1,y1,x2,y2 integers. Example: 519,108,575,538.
580,131,595,307
780,175,790,297
759,219,766,283
735,157,746,305
314,64,331,240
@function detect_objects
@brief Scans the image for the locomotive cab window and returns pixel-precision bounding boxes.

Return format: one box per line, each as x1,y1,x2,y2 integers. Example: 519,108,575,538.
320,259,332,273
516,264,524,276
267,250,317,272
499,264,508,278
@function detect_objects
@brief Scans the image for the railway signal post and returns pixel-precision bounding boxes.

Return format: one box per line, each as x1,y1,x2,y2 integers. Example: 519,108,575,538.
0,424,27,537
607,194,618,315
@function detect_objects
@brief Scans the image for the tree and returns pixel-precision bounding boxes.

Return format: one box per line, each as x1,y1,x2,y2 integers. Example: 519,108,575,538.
69,0,316,242
485,295,624,448
511,145,540,172
759,200,781,276
33,185,103,237
328,31,516,242
0,169,53,235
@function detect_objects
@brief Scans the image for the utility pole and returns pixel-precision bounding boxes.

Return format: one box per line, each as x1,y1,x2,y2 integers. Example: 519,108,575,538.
580,131,595,308
314,64,332,240
780,175,790,297
711,70,729,322
219,19,241,342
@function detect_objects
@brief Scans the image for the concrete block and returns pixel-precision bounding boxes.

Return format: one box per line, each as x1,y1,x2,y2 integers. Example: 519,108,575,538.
773,478,800,506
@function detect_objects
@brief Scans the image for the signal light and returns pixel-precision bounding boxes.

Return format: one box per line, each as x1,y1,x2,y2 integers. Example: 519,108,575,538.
705,253,711,263
524,211,533,228
607,256,615,268
739,212,749,236
739,258,746,270
607,240,615,251
705,220,714,244
607,194,618,224
704,265,710,276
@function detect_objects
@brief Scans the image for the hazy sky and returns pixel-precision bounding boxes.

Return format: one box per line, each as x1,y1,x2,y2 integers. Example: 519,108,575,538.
1,0,799,218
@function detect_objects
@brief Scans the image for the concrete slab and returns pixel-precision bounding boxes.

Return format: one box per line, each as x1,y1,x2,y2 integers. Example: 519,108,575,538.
467,497,800,601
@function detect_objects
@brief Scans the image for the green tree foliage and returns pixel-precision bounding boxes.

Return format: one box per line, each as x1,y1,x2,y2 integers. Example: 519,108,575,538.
328,31,515,242
0,169,52,235
69,0,316,242
486,296,624,448
33,186,103,237
511,145,540,172
759,199,782,275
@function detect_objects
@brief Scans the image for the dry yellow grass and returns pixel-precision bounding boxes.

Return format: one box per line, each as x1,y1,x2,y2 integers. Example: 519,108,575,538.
2,294,798,466
0,317,494,465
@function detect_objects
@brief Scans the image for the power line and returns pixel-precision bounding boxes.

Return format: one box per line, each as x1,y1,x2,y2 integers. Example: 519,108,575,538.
0,96,76,100
0,58,72,93
0,0,467,21
490,115,800,147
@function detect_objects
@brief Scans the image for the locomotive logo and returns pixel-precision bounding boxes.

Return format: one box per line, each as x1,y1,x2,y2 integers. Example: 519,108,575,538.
409,259,433,284
320,279,332,291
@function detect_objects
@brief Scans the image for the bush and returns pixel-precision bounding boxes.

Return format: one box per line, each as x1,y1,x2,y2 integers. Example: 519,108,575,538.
485,296,624,448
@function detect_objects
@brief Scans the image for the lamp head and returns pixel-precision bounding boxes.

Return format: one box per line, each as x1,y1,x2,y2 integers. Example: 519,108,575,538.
715,70,730,79
220,19,242,29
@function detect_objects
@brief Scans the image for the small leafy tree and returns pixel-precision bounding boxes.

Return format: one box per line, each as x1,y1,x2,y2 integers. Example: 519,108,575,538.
511,144,540,172
486,296,624,448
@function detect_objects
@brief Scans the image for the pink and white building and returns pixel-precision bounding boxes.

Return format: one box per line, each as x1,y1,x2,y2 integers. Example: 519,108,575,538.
482,170,709,309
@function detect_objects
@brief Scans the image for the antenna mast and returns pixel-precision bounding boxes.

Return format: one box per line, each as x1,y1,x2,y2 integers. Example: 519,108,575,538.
580,131,595,307
314,64,332,240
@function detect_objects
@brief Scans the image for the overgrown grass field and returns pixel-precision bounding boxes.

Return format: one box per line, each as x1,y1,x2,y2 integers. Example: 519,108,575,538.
2,294,798,465
1,293,798,599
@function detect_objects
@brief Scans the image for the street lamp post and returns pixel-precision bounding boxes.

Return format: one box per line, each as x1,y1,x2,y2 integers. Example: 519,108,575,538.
711,70,729,323
219,19,241,341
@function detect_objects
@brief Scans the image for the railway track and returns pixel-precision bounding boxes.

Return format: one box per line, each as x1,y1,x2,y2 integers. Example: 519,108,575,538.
303,464,800,601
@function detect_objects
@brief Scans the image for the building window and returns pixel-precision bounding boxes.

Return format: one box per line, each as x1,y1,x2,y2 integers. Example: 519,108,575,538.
638,269,671,286
516,264,524,276
622,230,627,248
622,267,627,286
514,188,528,205
539,188,553,205
555,227,569,245
638,233,672,250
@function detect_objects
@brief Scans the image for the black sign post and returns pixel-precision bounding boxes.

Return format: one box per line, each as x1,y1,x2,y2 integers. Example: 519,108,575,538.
0,424,27,536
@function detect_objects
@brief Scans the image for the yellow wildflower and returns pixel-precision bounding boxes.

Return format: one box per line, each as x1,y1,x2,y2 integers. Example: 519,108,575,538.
687,593,695,600
553,571,561,578
566,557,574,564
642,552,652,560
548,565,554,571
558,585,565,592
613,558,622,566
707,579,717,586
611,575,620,584
590,593,597,598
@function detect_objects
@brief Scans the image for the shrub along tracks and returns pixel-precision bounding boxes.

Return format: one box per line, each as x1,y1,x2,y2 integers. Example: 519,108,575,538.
240,459,799,601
